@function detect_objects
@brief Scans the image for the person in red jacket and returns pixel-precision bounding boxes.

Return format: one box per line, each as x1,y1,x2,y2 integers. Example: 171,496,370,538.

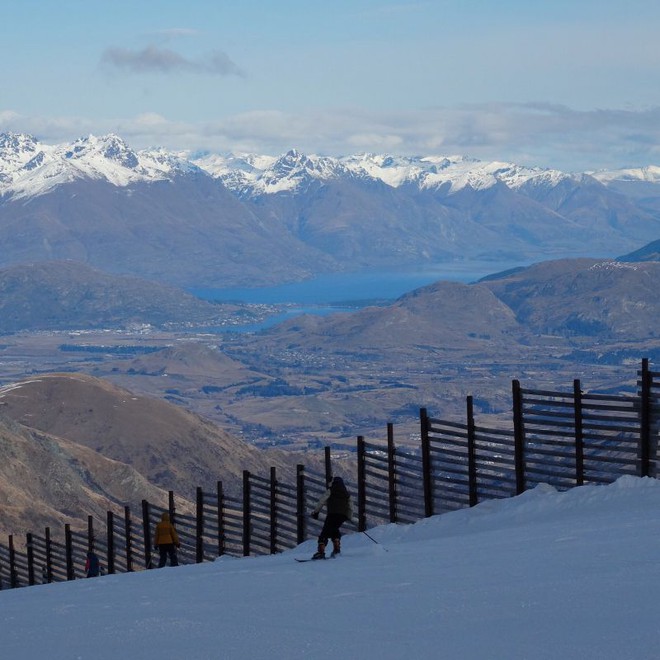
153,512,180,567
311,476,354,559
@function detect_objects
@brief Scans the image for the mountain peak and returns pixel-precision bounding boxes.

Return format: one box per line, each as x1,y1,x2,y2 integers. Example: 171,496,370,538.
0,133,210,199
0,131,39,154
64,134,139,169
0,132,42,182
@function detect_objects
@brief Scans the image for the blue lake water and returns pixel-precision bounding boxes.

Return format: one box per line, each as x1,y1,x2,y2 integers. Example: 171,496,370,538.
190,261,526,332
191,261,522,306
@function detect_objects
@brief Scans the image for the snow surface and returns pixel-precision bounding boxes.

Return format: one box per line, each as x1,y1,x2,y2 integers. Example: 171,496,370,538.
1,476,659,659
591,165,660,184
0,131,580,201
193,150,573,197
0,133,199,200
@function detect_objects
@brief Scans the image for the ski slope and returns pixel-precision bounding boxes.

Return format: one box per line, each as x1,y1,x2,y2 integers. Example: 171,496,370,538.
1,476,659,659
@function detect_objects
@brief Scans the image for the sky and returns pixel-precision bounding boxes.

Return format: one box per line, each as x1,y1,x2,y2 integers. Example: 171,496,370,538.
2,0,660,171
1,476,659,659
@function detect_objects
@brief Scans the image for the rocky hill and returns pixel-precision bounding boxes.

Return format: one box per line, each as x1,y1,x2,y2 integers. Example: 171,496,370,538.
0,412,168,537
0,260,251,332
480,258,660,339
0,374,308,537
253,279,525,354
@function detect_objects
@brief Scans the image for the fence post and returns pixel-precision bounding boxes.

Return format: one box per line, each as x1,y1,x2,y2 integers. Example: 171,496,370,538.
26,533,35,586
270,467,278,554
296,465,306,545
45,526,53,583
107,511,115,574
124,506,134,572
356,436,367,532
196,487,204,563
324,446,332,485
387,423,397,523
512,380,526,495
64,525,74,581
9,535,18,588
243,470,251,557
168,491,176,525
640,358,652,477
217,481,225,557
466,396,478,507
141,500,152,569
574,379,584,486
420,408,434,517
87,515,94,553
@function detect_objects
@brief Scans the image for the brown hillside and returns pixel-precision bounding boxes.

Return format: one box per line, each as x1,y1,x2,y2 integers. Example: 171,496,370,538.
0,413,168,538
126,342,257,384
258,280,523,352
482,259,660,338
0,374,295,495
0,260,241,332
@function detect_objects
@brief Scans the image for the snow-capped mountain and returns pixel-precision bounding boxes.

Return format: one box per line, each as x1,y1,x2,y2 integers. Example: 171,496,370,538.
0,131,651,202
0,132,47,183
1,131,659,288
591,165,660,184
0,133,200,199
190,149,574,198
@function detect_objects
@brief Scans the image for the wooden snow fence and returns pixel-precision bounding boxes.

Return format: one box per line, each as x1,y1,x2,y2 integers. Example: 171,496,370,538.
0,358,658,591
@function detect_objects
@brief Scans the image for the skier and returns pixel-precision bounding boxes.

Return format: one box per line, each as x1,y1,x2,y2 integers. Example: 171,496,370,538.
311,476,354,559
153,512,180,567
85,550,100,578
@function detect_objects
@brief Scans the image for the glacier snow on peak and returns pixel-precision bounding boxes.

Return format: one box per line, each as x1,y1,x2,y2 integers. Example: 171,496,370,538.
0,133,204,200
191,149,573,197
0,131,654,201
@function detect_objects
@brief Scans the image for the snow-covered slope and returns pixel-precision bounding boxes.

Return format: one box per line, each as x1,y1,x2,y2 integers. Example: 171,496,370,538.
591,165,660,184
0,132,582,200
1,476,659,660
0,133,200,199
191,149,574,197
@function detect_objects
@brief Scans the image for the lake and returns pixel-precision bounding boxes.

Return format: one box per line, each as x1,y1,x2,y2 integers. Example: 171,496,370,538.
189,261,527,332
190,261,524,306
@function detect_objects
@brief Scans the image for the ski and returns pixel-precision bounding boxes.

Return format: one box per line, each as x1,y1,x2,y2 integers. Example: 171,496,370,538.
295,555,339,562
295,557,324,562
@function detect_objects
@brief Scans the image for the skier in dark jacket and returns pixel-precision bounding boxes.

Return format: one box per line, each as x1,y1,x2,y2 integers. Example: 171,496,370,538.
311,476,354,559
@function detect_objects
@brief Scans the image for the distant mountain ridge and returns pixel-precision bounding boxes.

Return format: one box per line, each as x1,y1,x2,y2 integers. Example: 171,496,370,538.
0,132,197,200
1,131,660,287
0,131,638,200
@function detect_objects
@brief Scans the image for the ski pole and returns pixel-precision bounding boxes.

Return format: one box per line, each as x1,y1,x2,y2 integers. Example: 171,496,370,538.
362,530,387,551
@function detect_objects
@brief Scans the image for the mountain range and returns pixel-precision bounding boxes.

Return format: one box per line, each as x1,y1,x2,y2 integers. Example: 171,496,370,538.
1,132,659,287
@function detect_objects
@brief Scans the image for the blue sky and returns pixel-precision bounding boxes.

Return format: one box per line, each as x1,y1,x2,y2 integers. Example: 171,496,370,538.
2,0,659,170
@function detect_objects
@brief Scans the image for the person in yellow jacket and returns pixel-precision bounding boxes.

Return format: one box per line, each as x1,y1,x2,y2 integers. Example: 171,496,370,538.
153,512,180,567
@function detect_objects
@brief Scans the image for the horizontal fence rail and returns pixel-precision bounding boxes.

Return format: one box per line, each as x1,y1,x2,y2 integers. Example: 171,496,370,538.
1,359,657,592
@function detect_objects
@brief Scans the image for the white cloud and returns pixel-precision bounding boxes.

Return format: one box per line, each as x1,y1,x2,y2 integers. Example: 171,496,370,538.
3,104,660,171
